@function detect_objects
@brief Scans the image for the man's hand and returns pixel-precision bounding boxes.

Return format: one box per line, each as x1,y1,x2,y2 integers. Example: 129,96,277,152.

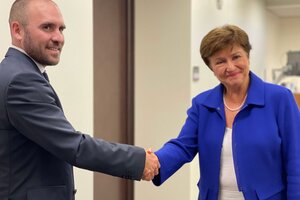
142,148,160,181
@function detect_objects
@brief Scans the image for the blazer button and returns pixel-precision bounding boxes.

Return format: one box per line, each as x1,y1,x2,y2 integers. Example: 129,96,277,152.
73,189,77,194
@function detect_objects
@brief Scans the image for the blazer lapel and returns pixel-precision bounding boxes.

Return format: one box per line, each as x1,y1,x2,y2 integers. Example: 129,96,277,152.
6,48,64,110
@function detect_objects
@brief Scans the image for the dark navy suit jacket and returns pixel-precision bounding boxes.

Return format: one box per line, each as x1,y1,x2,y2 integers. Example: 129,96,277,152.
153,72,300,200
0,48,145,200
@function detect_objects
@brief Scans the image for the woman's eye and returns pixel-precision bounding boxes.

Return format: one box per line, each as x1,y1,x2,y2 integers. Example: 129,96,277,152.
233,55,241,60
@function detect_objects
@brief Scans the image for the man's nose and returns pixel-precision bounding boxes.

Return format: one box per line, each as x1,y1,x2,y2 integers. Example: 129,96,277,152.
52,30,64,44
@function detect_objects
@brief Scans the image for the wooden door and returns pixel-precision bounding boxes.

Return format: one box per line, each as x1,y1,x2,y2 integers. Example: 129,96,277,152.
93,0,134,199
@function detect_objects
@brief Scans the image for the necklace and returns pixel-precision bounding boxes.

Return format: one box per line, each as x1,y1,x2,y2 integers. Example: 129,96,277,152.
223,93,247,112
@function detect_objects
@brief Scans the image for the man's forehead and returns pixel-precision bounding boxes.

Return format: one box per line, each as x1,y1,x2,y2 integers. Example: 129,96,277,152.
26,1,64,25
27,0,61,16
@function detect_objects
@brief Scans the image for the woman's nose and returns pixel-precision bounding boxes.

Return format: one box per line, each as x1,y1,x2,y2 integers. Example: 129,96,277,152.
226,60,235,71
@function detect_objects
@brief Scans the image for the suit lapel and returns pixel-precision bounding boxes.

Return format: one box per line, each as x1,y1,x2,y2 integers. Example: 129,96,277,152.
49,84,63,110
6,48,64,110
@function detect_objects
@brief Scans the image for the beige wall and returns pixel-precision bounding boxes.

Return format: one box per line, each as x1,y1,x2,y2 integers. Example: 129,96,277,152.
279,17,300,52
0,2,12,54
134,0,192,199
265,12,281,82
0,1,94,200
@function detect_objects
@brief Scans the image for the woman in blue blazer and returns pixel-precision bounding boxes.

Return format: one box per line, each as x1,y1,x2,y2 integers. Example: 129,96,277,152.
152,25,300,200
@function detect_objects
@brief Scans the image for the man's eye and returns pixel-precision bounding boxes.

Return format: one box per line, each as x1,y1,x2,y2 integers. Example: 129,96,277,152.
43,25,52,31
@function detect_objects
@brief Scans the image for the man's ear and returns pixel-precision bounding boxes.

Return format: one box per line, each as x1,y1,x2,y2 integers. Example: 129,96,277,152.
11,21,24,41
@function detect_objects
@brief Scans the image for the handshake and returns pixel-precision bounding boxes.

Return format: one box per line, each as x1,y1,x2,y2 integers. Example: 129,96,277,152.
142,149,160,181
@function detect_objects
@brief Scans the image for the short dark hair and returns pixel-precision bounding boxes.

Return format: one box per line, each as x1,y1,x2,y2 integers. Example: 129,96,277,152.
9,0,28,26
200,24,252,68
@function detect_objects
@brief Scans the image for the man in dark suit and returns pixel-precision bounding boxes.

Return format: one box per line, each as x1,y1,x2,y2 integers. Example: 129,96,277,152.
0,0,160,199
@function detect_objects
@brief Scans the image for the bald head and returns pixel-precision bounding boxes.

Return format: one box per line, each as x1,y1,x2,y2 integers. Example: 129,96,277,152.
9,0,57,26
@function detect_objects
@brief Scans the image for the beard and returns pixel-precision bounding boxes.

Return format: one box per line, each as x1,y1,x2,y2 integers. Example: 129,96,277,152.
23,29,61,66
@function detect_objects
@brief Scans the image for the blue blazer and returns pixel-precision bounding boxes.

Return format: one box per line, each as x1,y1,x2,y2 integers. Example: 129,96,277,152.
0,48,145,200
153,72,300,200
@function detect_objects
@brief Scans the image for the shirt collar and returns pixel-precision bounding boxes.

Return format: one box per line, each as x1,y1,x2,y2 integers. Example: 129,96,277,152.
11,45,46,73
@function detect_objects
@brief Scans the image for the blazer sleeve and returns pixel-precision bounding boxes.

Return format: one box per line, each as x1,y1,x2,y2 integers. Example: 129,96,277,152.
153,98,199,186
6,72,145,180
277,89,300,199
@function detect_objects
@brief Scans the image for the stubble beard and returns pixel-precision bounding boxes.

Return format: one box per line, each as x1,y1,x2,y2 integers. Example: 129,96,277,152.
23,30,61,66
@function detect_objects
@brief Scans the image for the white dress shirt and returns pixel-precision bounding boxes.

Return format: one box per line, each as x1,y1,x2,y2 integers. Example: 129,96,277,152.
219,127,244,200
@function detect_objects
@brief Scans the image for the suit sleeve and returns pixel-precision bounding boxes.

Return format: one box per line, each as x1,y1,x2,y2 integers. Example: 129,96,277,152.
277,89,300,199
6,73,145,180
153,98,199,186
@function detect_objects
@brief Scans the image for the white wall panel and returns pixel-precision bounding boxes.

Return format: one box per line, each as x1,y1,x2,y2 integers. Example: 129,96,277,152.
134,0,191,199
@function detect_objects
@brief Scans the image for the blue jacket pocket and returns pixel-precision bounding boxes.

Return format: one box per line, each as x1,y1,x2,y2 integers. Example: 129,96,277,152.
256,183,285,200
